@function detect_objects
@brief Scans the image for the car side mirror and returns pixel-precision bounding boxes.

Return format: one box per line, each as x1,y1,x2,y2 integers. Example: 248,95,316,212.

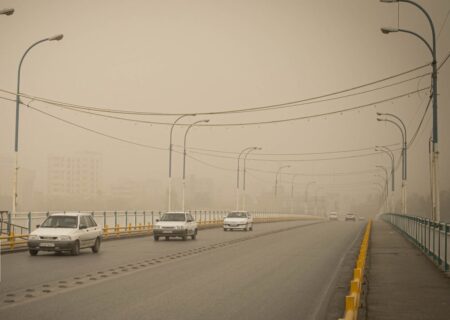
79,224,88,230
156,219,160,222
187,219,193,222
36,224,40,228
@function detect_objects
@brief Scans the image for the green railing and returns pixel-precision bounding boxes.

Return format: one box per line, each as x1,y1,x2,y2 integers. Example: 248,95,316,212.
382,213,449,272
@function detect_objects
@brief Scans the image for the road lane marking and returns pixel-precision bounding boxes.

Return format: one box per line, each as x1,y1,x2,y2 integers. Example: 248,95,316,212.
0,221,323,309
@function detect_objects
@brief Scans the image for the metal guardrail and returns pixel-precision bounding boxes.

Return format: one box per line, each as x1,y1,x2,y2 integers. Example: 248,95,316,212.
0,210,315,252
382,213,449,272
1,211,29,236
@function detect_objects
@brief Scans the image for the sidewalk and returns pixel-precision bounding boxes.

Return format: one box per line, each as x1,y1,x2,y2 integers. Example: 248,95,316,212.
365,220,450,320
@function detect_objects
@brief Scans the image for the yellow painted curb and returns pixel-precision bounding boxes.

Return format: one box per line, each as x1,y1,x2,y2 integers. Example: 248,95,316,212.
339,220,372,320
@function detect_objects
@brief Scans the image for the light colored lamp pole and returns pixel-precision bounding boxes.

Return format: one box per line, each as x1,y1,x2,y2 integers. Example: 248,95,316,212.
373,182,387,213
314,186,324,216
376,146,395,212
380,0,440,220
0,8,14,15
13,34,64,215
182,119,209,212
168,114,195,211
274,165,291,197
377,113,407,214
304,181,316,215
374,173,388,213
290,174,299,214
236,147,257,211
242,147,261,211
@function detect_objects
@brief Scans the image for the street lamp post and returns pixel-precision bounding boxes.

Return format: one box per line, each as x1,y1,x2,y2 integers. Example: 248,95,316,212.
376,165,389,210
380,0,440,220
373,182,387,213
290,174,299,214
236,147,257,211
242,147,261,211
274,165,291,197
304,181,316,215
376,146,395,212
13,34,64,215
377,113,407,214
314,186,324,216
0,8,14,15
374,174,388,213
182,119,209,212
375,146,395,192
168,114,195,211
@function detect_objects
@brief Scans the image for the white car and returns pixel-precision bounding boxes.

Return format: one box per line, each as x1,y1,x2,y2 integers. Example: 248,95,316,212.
223,211,253,231
328,212,339,221
153,212,198,241
27,213,103,256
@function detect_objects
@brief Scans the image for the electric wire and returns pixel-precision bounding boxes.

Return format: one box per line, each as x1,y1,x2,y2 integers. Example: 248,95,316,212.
19,86,431,127
0,62,430,117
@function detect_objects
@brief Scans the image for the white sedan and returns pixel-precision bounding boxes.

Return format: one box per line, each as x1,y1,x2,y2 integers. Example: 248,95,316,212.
223,211,253,231
27,213,103,256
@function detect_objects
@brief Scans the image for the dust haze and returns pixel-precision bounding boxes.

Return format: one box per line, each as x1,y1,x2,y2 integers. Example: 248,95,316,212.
0,0,449,221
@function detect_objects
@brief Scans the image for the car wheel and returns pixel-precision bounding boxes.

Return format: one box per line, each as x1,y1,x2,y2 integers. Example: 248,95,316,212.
154,235,159,241
29,249,38,256
250,225,253,231
165,236,170,241
92,237,101,253
244,224,249,232
71,241,80,256
191,230,197,240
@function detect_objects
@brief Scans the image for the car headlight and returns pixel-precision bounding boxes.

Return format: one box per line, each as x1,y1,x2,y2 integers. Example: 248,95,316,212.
59,235,72,241
28,235,39,240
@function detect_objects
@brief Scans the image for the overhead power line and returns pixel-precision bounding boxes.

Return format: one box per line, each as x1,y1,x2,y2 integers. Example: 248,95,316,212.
17,86,430,127
0,62,430,118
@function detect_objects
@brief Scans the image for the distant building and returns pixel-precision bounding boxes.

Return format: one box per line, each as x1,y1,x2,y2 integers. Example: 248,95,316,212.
47,152,102,199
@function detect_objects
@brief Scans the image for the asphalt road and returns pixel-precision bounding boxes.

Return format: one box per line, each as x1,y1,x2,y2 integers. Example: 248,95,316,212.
0,220,365,320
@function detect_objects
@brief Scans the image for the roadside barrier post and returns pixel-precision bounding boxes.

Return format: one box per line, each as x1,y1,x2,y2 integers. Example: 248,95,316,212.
438,222,441,265
9,231,15,249
445,223,448,272
28,212,31,233
7,211,11,235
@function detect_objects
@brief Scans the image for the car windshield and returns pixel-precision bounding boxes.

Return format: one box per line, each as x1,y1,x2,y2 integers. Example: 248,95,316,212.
40,216,78,228
160,213,186,221
227,212,247,218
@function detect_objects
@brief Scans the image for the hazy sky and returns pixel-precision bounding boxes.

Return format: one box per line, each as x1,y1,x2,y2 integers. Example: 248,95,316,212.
0,0,449,212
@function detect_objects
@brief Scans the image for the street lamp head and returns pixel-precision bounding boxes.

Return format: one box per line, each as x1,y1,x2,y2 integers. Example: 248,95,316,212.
381,27,399,34
48,34,64,41
202,119,210,123
0,8,14,15
376,118,384,122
